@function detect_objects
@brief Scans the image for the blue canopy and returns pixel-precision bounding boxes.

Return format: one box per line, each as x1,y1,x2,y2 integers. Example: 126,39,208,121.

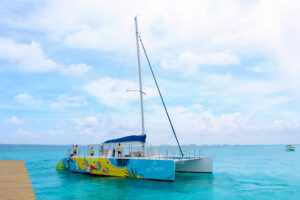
104,135,146,144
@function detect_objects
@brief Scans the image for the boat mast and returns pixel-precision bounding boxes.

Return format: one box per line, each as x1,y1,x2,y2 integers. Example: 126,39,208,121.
134,16,145,136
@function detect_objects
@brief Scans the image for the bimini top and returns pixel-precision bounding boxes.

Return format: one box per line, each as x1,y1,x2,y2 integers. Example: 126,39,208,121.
104,135,146,144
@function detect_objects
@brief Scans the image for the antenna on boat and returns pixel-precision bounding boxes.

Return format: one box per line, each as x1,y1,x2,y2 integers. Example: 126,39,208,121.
134,16,145,136
139,36,184,157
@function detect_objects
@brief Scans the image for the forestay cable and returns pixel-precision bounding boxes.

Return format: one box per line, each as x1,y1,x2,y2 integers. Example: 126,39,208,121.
139,36,184,157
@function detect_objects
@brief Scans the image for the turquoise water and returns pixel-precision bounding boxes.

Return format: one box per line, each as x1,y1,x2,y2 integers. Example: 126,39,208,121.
0,145,300,199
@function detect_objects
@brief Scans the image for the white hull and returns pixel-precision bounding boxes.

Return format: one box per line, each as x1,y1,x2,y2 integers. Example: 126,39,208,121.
175,156,213,173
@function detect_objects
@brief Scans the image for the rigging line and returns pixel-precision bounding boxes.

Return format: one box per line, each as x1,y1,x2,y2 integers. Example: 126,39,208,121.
96,34,135,143
139,36,184,157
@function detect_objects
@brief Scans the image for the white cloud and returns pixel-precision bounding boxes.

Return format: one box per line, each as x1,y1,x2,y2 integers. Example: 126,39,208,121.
17,0,297,90
0,0,281,53
2,0,300,82
262,96,293,108
1,0,300,145
83,77,157,108
144,104,300,145
247,66,263,73
73,116,102,135
42,129,64,136
200,75,293,114
231,80,288,98
74,116,100,127
50,94,88,109
2,1,299,62
17,129,38,138
72,112,148,140
64,104,300,145
0,37,92,75
4,116,23,125
161,51,239,74
60,63,92,76
17,129,64,138
15,93,37,106
0,37,60,72
6,1,292,54
276,5,300,90
64,25,131,51
207,73,232,83
272,120,300,131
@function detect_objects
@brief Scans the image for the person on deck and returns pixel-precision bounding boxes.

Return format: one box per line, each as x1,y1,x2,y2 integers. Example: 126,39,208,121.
71,145,78,157
100,145,104,156
90,147,95,156
117,143,122,157
112,148,115,157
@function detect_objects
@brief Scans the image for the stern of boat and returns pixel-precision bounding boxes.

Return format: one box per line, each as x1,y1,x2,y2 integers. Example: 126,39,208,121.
175,156,213,173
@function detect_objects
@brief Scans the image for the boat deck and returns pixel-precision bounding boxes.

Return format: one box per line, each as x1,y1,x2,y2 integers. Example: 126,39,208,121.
72,155,206,161
0,160,36,200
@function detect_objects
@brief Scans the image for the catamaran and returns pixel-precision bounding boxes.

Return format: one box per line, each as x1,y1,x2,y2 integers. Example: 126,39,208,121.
56,17,213,181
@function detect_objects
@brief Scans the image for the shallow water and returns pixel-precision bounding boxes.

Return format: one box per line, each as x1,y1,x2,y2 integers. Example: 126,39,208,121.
0,145,299,200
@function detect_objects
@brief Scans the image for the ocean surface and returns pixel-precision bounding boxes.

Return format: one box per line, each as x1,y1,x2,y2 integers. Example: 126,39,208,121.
0,145,299,200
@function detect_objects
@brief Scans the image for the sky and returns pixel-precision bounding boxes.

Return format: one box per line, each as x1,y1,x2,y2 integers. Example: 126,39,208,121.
1,0,300,145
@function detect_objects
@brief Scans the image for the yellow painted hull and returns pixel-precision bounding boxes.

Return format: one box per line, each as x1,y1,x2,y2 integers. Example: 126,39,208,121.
57,157,175,181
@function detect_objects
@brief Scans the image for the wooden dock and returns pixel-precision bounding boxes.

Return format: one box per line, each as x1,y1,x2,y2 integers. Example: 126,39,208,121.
0,160,36,200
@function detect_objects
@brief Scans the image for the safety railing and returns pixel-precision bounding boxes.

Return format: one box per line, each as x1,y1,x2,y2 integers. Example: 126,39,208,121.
68,145,204,160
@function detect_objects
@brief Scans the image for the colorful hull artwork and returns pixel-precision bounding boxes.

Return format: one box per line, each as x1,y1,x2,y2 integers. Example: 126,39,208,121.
56,157,175,181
